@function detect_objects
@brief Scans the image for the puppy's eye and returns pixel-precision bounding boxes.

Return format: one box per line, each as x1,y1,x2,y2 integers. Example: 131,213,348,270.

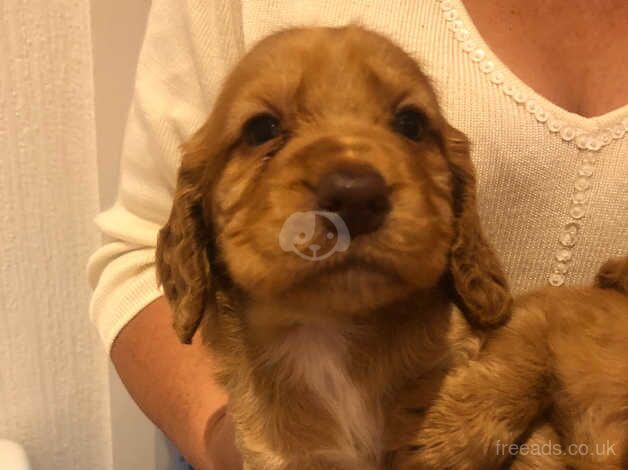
391,107,427,142
242,113,282,146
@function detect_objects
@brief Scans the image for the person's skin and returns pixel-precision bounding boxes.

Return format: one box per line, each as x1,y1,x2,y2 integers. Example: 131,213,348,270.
110,2,627,469
462,0,628,117
111,297,241,470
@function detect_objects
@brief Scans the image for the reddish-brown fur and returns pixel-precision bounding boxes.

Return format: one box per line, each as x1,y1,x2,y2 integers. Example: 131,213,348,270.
156,26,628,469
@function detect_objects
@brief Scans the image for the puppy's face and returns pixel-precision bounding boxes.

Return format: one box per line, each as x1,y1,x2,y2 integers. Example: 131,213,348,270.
213,27,453,311
157,26,511,340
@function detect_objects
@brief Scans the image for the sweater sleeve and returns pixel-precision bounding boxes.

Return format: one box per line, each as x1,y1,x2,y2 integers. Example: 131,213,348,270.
87,0,244,352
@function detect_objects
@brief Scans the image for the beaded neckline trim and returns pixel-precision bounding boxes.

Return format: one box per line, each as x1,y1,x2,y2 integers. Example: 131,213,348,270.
437,0,628,152
547,150,598,287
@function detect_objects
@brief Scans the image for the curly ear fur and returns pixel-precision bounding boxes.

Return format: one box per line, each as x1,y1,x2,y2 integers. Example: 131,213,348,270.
155,127,218,344
595,255,628,294
443,125,513,328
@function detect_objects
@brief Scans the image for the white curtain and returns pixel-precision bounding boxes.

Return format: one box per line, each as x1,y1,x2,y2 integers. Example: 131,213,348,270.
0,1,113,468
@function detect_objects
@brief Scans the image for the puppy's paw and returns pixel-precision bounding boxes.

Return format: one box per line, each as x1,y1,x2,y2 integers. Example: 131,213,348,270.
385,396,511,470
385,410,489,470
283,456,375,470
387,438,484,470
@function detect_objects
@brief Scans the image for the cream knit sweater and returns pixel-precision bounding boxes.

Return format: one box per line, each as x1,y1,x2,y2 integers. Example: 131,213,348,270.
87,0,628,351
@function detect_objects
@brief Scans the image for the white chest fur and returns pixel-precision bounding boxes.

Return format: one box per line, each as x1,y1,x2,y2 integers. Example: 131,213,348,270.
269,323,381,462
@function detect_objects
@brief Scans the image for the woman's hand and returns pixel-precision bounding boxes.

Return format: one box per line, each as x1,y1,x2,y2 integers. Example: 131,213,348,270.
110,297,240,470
204,406,242,470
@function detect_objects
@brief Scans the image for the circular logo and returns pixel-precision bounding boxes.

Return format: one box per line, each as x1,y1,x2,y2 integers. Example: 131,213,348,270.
278,211,351,261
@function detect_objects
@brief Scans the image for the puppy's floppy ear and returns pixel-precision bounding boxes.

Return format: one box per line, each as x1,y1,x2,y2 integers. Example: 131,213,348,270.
156,133,215,344
443,124,513,328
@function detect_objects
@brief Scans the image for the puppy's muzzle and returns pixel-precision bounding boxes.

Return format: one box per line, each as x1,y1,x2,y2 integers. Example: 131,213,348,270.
316,164,390,238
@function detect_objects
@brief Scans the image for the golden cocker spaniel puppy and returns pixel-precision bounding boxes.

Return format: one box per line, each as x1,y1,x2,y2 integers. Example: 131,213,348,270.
155,25,628,470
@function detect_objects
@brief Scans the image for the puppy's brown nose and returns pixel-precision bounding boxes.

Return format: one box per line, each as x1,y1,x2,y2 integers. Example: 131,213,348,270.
316,167,390,237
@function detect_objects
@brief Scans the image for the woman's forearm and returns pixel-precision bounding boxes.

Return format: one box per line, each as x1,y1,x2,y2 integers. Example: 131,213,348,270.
110,296,230,469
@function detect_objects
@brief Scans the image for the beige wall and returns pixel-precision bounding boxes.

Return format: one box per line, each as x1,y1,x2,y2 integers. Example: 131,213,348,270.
90,1,178,469
0,1,176,469
0,1,113,468
91,0,151,209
